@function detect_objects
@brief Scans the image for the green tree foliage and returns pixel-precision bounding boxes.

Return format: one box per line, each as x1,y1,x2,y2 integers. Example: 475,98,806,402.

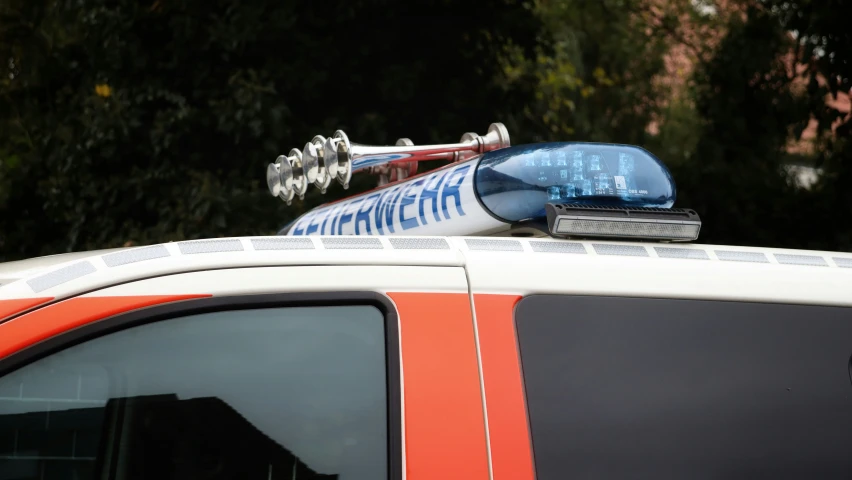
497,0,674,145
663,1,852,250
2,0,851,260
513,0,851,250
765,0,850,138
0,0,541,260
666,5,811,247
760,0,852,249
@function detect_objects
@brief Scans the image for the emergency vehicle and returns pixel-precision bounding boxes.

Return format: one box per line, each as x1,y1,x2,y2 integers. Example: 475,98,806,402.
1,122,851,480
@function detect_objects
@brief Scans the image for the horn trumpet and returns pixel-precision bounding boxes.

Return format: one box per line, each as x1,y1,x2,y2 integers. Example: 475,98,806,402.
267,122,510,202
266,148,309,206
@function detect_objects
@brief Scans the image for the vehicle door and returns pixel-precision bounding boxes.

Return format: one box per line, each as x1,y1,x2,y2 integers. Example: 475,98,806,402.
0,262,489,480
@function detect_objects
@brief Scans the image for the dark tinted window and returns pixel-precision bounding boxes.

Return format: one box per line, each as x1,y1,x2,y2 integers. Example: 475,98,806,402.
516,295,852,480
0,305,388,480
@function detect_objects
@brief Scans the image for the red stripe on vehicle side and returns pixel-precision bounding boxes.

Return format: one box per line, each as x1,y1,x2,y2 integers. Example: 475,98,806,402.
474,294,535,480
0,298,54,321
388,292,490,480
0,295,209,360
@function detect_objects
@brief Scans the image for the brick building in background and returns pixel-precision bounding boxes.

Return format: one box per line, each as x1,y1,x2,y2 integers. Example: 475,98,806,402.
648,0,850,188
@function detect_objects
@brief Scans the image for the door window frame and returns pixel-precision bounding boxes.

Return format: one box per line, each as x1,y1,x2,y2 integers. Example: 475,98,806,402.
0,291,403,480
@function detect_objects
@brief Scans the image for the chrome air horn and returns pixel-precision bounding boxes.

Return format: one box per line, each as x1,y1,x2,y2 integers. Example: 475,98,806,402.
267,122,510,203
266,148,309,205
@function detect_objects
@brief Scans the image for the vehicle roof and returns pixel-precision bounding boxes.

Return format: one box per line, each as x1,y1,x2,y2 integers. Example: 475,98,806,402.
0,248,129,286
1,236,851,310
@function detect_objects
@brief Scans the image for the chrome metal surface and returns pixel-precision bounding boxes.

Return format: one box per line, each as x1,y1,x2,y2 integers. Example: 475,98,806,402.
302,140,320,184
288,148,308,200
333,130,353,189
370,138,417,186
322,136,341,183
342,122,509,177
268,155,295,205
307,135,333,193
268,121,510,203
266,162,282,196
392,138,418,182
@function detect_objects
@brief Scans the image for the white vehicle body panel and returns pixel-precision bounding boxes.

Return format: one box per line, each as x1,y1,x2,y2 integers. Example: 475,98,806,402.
91,265,469,297
0,236,851,308
8,263,473,480
456,238,852,306
0,237,464,302
1,235,852,480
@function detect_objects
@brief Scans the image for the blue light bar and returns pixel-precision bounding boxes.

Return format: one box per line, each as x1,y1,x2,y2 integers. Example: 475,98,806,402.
473,143,676,223
283,142,681,238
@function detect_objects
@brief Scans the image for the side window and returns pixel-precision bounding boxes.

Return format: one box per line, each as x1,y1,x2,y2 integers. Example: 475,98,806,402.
515,295,852,480
0,304,389,480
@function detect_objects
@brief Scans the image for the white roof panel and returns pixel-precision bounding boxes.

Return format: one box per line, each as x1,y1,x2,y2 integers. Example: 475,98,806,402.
0,236,850,308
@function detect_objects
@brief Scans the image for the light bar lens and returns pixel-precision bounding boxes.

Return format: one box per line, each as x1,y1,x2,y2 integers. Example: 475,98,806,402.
474,143,676,222
545,204,701,242
554,218,700,241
